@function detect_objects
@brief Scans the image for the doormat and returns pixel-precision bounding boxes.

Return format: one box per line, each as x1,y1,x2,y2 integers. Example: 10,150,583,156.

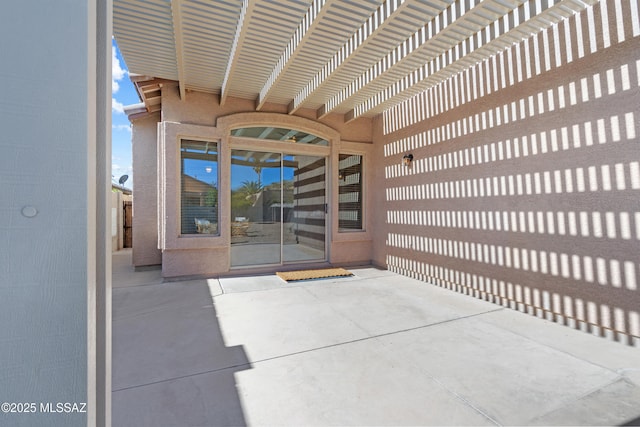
276,268,353,282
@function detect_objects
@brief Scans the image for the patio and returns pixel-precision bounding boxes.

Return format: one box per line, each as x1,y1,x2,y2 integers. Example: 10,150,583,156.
112,249,640,426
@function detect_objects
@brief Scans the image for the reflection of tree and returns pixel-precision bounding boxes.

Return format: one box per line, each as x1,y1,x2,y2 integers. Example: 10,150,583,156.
263,182,279,191
261,180,293,206
253,165,262,188
204,183,217,207
239,180,262,203
246,155,263,188
231,191,248,218
282,180,294,204
231,180,262,219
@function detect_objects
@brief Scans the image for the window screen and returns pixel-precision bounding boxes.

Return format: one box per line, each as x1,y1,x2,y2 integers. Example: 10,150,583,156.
338,154,363,231
180,140,219,235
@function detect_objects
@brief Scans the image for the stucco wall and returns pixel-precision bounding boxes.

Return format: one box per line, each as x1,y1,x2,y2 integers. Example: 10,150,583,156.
0,1,111,425
373,1,640,345
161,88,373,143
132,113,162,266
134,89,374,277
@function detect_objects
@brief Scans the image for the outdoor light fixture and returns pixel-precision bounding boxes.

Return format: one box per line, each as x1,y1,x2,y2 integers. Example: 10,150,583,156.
338,171,344,180
403,153,413,166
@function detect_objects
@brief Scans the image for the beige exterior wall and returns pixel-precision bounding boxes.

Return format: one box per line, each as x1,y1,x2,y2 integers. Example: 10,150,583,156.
2,1,112,423
132,88,374,277
132,113,162,266
372,1,640,345
161,87,373,142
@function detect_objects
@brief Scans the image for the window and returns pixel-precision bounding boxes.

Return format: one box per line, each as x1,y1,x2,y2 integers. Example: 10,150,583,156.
180,140,219,235
338,154,363,231
230,127,328,146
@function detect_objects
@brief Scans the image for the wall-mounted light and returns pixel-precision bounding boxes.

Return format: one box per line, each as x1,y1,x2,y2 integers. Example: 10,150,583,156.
402,153,413,166
338,171,344,180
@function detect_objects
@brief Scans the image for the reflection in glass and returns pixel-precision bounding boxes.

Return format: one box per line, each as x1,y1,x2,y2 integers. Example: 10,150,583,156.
230,150,282,266
283,155,326,263
338,154,363,231
230,150,326,267
181,140,218,235
230,127,328,146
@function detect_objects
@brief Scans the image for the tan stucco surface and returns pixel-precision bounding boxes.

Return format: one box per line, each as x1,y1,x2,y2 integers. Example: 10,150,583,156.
371,1,640,345
132,113,162,267
132,90,373,277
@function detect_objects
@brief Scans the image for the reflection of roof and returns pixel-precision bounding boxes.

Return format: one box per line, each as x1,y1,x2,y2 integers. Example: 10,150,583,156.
182,175,215,194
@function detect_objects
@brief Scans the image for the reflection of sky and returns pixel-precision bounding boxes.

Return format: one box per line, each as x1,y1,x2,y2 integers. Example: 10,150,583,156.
261,168,280,187
230,153,295,190
184,158,218,186
112,40,139,189
185,153,303,189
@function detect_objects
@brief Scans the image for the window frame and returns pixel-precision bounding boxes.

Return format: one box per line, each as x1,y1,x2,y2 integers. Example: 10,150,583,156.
179,138,220,237
230,126,329,146
337,152,365,233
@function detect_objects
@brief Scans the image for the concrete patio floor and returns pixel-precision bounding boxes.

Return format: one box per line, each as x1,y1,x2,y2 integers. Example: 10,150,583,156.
112,249,640,426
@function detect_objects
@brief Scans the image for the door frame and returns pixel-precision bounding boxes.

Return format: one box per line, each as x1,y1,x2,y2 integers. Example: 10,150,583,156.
228,138,331,268
123,200,133,248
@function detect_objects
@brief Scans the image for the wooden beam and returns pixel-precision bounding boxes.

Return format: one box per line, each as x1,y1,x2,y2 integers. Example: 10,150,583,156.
256,0,330,110
220,0,256,106
290,0,412,115
170,0,186,100
356,0,573,118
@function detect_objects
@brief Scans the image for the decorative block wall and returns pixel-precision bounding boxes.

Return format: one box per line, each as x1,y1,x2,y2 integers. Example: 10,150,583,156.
374,0,640,345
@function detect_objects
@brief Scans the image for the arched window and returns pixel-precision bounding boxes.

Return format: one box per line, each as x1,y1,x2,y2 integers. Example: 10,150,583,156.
230,126,328,146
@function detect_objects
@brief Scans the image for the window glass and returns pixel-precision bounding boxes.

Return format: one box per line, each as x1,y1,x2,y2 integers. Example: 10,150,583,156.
231,127,328,146
338,154,363,231
181,140,219,235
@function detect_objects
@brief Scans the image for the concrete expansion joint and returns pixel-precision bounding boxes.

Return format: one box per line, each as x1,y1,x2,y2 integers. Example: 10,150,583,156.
249,307,507,367
114,306,510,393
616,368,640,375
531,376,638,425
616,368,640,386
113,300,206,323
427,374,503,427
111,361,254,393
479,314,640,377
346,273,398,282
574,376,628,400
208,278,224,297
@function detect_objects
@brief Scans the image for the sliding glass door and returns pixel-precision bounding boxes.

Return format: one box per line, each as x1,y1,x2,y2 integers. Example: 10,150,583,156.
230,150,326,268
230,150,282,266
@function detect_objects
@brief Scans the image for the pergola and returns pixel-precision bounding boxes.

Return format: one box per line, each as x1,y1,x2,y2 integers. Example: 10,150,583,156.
113,0,595,119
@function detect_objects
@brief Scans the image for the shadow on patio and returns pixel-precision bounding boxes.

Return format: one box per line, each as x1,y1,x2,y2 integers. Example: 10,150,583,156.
112,250,250,426
112,249,640,426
